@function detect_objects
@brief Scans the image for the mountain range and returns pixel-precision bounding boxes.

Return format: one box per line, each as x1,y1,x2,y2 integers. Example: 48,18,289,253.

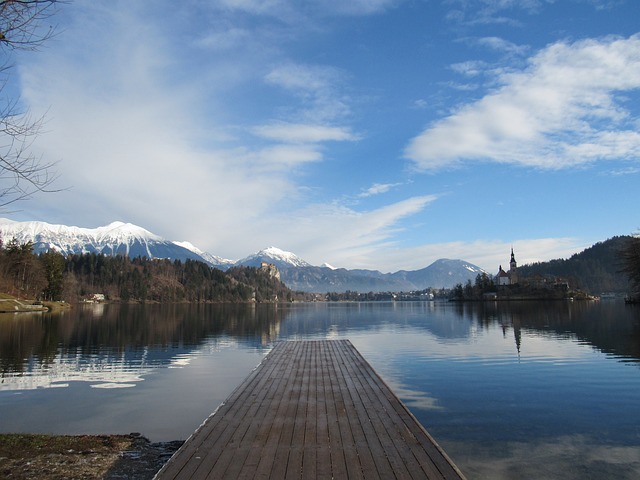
0,218,485,292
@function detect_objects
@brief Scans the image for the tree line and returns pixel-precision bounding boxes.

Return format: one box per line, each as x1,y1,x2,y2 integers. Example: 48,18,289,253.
0,239,302,303
620,235,640,301
517,236,633,295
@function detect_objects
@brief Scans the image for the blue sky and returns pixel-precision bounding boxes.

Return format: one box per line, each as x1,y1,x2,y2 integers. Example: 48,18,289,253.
6,0,640,272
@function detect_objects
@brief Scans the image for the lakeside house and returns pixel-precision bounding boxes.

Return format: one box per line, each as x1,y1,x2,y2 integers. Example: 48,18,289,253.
86,293,105,303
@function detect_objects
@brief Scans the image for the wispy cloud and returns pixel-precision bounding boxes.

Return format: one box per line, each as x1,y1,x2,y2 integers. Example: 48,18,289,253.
264,195,438,267
445,0,544,26
253,122,358,143
450,60,489,77
476,36,529,56
16,1,432,265
605,166,640,176
405,34,640,171
214,0,400,18
213,0,295,17
358,182,404,198
313,0,402,16
265,63,351,122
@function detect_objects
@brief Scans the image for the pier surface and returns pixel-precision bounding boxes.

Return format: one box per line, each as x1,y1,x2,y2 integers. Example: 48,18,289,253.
155,340,465,479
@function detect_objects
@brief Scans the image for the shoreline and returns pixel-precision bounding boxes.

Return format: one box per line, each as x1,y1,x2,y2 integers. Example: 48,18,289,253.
0,433,183,480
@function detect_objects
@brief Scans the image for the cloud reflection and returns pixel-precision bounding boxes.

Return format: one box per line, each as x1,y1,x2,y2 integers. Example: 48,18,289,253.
446,434,640,480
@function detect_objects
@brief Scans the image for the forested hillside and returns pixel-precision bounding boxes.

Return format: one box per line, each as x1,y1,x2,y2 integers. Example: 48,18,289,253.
0,239,300,303
518,236,632,294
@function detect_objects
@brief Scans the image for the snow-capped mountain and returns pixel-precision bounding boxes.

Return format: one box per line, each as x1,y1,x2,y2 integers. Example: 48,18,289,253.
173,241,235,269
236,247,312,269
0,218,486,292
0,218,209,265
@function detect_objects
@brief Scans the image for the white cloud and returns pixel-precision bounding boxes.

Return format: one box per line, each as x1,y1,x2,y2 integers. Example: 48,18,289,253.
358,182,403,198
405,34,640,171
445,0,544,26
253,122,358,143
412,99,428,109
195,27,252,51
476,36,529,56
313,0,401,16
608,166,640,176
450,60,489,77
250,123,359,173
214,0,399,17
214,0,292,16
234,196,438,265
265,63,351,122
253,144,323,169
256,195,439,268
265,63,343,92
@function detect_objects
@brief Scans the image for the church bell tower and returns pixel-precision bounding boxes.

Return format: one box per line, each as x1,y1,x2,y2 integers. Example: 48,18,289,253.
509,247,518,284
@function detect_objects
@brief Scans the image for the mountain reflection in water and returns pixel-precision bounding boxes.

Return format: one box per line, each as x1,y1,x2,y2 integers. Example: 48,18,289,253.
0,300,639,479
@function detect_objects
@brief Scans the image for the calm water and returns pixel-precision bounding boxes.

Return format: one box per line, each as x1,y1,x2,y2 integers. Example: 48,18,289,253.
1,300,639,479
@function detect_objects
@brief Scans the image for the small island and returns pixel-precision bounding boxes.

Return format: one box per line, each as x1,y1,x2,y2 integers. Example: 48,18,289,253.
450,248,595,302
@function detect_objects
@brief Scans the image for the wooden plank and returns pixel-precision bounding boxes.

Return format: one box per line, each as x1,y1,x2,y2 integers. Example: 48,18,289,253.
323,340,364,480
236,342,301,479
156,340,466,480
332,339,414,479
328,340,396,479
347,342,465,479
246,342,302,479
161,342,291,479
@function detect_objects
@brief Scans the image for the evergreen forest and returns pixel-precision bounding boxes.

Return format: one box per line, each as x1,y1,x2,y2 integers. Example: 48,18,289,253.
0,239,302,303
517,235,634,294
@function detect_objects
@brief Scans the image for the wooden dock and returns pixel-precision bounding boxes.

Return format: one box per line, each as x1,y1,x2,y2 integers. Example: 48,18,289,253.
155,340,465,479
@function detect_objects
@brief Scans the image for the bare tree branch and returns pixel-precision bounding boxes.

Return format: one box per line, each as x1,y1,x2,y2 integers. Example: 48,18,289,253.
0,0,61,50
0,0,64,209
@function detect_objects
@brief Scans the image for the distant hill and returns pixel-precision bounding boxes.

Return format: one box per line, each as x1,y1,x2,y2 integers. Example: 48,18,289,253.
234,249,485,292
518,236,632,294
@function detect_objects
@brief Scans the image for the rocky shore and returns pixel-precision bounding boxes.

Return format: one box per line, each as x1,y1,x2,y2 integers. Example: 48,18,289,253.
0,433,183,480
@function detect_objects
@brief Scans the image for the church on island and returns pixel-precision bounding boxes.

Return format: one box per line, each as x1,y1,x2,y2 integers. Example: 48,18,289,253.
496,248,518,286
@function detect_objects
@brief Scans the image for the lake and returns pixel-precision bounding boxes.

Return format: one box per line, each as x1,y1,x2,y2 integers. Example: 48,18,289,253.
1,300,639,479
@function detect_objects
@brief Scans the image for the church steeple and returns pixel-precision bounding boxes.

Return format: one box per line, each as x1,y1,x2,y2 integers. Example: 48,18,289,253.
509,247,518,284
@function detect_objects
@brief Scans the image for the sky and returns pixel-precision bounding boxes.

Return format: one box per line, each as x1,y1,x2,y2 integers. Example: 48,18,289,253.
4,0,640,272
